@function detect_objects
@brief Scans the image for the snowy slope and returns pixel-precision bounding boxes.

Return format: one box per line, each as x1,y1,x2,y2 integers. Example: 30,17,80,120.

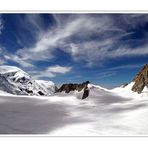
111,64,148,98
49,85,148,136
88,83,109,91
111,82,148,99
35,80,56,95
0,84,148,135
0,65,56,96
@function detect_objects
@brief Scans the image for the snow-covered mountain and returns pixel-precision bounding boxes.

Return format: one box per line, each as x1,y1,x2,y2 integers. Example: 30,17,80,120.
111,64,148,99
0,65,56,96
35,80,57,95
56,82,109,100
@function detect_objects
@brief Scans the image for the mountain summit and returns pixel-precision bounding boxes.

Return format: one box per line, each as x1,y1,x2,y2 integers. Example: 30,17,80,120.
0,65,56,95
111,64,148,99
132,64,148,93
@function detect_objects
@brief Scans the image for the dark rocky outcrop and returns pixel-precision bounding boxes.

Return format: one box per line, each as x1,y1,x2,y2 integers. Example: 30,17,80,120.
57,81,90,99
122,83,128,88
38,91,45,96
25,89,33,94
82,87,89,99
132,64,148,93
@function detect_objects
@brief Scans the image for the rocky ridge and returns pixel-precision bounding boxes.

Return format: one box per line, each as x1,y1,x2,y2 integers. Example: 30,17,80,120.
57,81,90,99
132,64,148,93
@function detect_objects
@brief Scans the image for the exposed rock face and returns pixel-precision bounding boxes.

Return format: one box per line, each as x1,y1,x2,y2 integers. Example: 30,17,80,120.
132,64,148,93
82,86,89,99
57,81,90,99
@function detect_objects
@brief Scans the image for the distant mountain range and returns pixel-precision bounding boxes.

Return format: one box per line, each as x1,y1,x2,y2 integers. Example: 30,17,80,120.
0,64,148,99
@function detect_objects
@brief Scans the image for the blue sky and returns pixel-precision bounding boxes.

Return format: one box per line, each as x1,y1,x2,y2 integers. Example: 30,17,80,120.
0,14,148,88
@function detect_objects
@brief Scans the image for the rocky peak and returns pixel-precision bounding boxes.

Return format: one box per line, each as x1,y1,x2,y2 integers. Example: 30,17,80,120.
56,81,90,99
132,64,148,93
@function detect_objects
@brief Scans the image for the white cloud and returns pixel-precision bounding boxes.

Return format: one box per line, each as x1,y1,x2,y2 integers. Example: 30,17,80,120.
29,70,56,79
4,55,34,68
47,65,72,74
29,65,72,79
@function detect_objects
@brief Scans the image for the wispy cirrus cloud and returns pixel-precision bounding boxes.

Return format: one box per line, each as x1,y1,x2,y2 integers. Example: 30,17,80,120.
14,14,47,46
109,64,143,71
17,15,110,62
0,47,5,65
4,54,34,68
10,14,126,67
97,63,144,80
97,71,117,79
3,14,148,69
0,17,5,65
0,16,3,35
1,14,49,68
47,65,72,74
69,41,148,67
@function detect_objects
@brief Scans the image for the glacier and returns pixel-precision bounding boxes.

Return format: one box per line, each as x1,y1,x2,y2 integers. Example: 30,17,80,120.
0,84,147,135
